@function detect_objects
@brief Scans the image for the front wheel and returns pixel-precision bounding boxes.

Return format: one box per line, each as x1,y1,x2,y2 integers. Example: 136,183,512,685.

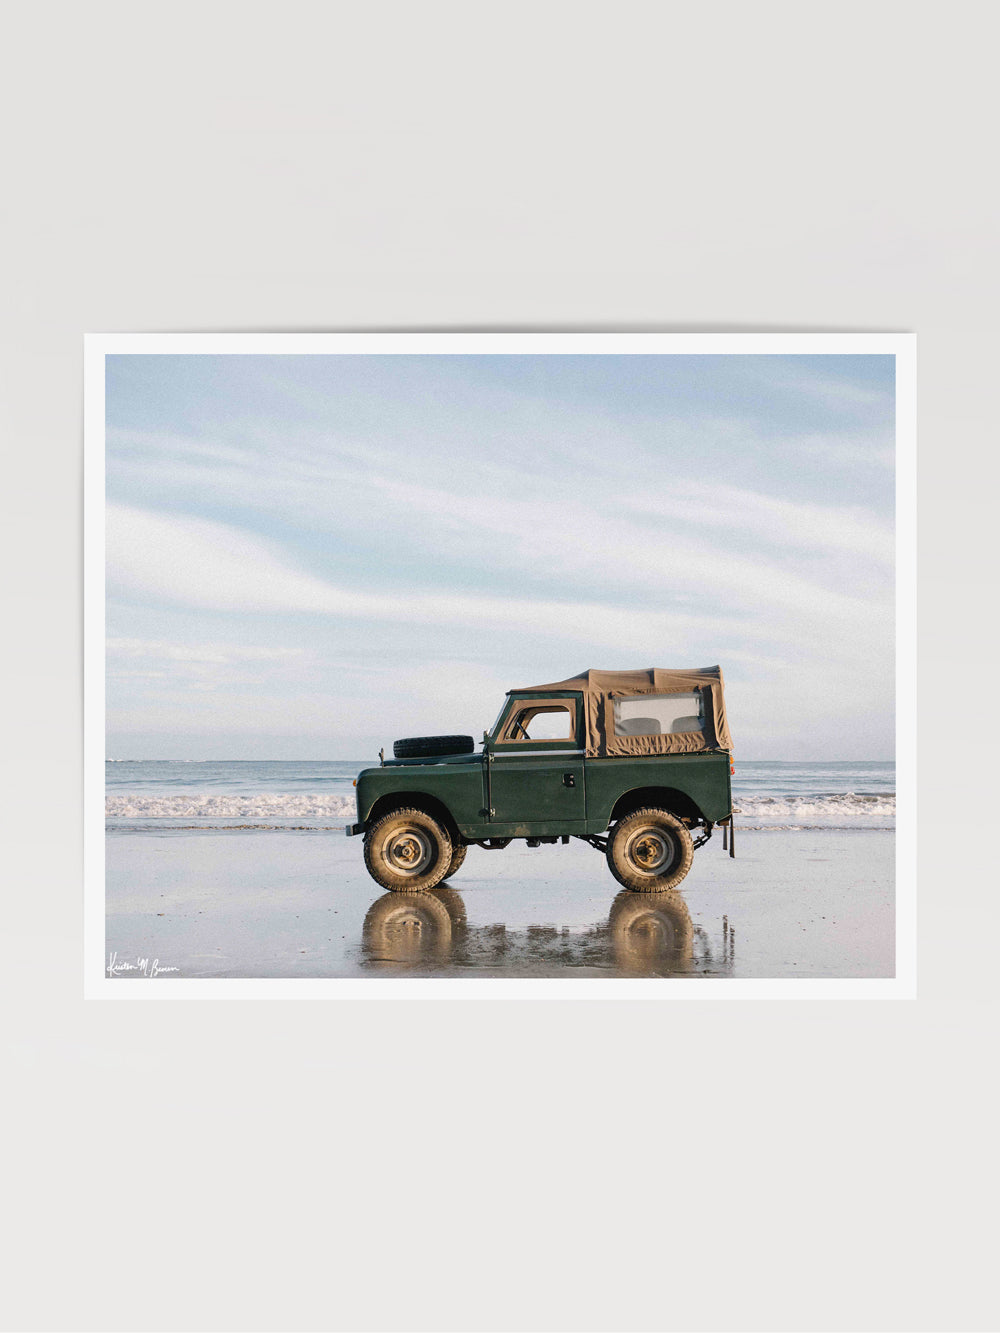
443,843,467,880
606,808,694,892
364,807,453,892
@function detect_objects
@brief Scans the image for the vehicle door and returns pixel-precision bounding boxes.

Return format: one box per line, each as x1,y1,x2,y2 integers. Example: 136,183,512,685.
488,694,586,828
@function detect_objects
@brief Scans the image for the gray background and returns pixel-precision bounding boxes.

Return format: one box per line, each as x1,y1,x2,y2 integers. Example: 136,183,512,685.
2,3,996,1331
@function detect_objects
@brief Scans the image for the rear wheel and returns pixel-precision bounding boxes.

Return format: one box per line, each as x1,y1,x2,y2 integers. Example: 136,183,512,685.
364,807,453,893
606,808,694,892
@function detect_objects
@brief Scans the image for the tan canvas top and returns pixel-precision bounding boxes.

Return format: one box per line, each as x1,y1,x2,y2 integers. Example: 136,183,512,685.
509,667,733,757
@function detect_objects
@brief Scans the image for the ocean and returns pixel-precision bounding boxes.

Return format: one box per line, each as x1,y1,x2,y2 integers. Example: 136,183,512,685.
105,759,895,831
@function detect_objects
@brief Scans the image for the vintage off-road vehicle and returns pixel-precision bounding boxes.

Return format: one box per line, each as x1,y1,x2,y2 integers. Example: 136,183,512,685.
347,667,735,894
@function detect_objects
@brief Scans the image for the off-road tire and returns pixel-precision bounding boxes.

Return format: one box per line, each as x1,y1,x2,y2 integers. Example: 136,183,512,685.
364,807,453,893
443,843,468,879
392,734,475,759
606,808,694,892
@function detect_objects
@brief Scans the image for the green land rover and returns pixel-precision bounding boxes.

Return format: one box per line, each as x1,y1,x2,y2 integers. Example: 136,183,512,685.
347,666,735,894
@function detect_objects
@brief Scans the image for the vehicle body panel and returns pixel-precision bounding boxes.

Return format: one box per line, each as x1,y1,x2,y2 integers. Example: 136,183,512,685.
583,752,732,829
486,754,587,832
353,688,733,840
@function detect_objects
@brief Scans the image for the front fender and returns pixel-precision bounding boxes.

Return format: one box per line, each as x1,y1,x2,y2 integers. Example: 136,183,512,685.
354,760,486,832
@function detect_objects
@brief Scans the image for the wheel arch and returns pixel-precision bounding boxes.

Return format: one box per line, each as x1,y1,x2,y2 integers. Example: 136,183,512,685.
364,791,463,844
607,786,706,829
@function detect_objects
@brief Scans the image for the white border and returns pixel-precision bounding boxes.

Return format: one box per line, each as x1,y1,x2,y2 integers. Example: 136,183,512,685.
85,332,915,1000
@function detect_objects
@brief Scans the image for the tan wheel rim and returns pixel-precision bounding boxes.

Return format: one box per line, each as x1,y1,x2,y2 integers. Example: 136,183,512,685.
624,825,677,876
383,826,433,876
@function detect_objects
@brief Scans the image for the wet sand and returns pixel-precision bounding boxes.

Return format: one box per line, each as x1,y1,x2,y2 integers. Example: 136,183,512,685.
105,827,894,979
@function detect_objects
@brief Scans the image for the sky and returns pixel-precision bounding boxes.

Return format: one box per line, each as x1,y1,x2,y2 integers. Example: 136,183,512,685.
105,352,895,760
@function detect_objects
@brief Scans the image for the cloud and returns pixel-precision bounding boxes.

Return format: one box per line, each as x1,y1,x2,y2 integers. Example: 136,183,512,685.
108,419,892,634
108,505,347,616
347,472,891,627
107,637,303,664
110,419,893,560
620,481,894,565
107,503,791,656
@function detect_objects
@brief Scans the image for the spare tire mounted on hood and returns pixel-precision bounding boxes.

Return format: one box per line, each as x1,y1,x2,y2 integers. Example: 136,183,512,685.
392,735,476,759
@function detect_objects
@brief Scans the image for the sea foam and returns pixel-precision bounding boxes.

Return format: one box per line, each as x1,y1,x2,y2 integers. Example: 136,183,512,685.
105,793,357,820
732,793,895,828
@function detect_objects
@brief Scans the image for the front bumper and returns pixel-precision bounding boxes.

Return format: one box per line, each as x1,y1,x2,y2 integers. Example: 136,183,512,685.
345,822,363,837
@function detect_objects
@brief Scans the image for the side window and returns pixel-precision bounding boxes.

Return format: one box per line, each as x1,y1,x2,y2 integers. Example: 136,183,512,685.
501,702,576,743
613,692,705,737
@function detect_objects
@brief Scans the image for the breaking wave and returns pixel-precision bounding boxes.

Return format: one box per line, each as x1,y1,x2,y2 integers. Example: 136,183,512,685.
732,793,895,829
106,793,357,820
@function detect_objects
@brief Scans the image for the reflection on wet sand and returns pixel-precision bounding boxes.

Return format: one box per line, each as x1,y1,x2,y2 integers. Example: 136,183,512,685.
608,890,694,975
361,885,735,977
361,887,466,966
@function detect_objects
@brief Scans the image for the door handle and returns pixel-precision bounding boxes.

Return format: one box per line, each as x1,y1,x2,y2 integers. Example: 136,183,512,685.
562,773,576,787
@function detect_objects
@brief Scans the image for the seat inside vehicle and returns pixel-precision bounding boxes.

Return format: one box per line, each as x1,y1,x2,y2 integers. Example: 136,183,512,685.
615,717,661,736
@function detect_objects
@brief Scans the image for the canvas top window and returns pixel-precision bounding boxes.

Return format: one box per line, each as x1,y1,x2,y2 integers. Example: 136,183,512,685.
612,692,705,738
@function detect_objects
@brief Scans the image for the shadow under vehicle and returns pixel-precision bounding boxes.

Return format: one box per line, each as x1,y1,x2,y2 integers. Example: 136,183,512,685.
360,885,732,978
348,667,736,895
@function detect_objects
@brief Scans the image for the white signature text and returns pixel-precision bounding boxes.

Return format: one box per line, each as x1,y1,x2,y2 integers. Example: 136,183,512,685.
107,952,180,978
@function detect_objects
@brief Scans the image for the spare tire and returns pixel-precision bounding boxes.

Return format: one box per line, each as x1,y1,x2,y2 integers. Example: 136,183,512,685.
392,734,476,759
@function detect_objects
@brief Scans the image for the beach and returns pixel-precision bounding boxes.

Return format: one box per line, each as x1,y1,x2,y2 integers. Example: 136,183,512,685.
106,824,894,980
104,759,894,979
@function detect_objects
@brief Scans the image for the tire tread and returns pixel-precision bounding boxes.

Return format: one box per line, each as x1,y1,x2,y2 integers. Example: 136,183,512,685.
393,735,475,759
363,807,453,893
606,807,694,892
